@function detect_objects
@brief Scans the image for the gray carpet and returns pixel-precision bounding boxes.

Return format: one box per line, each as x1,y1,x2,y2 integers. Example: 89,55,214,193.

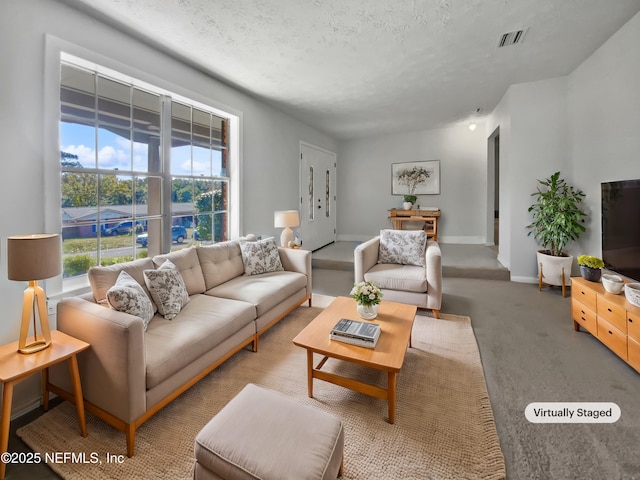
311,262,640,480
442,278,640,480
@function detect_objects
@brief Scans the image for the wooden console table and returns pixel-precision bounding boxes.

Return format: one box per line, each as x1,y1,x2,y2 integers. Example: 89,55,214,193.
388,209,441,241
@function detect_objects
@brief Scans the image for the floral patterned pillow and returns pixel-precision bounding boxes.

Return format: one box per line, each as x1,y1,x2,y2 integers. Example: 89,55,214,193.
378,229,427,266
106,271,155,330
239,237,284,276
143,260,190,320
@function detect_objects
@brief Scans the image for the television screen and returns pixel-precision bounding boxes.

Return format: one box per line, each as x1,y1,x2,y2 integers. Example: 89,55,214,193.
602,179,640,282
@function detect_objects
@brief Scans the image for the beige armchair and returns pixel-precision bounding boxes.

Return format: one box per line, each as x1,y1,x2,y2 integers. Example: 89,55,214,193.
354,232,442,318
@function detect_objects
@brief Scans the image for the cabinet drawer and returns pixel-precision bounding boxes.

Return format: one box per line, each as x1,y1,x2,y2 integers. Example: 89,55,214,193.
628,312,640,343
571,301,597,335
573,285,596,310
597,317,627,360
628,337,640,373
597,297,627,332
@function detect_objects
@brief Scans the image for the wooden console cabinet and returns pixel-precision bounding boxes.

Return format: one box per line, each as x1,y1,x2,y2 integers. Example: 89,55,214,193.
388,209,440,241
571,276,640,373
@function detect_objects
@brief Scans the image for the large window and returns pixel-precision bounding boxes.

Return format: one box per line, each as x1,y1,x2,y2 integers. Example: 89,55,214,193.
60,62,231,281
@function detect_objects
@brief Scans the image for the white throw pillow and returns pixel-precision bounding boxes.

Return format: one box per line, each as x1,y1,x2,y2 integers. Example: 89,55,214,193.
106,271,155,330
239,237,284,276
143,260,190,320
378,229,427,266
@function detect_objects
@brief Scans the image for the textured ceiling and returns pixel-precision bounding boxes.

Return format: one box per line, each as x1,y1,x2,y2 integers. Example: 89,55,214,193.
63,0,640,139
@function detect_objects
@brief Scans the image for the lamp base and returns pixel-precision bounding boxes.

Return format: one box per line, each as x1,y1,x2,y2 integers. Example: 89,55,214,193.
280,227,294,247
18,281,52,355
19,339,51,355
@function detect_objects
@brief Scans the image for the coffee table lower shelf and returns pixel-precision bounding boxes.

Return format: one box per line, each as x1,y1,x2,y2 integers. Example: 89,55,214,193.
306,350,400,423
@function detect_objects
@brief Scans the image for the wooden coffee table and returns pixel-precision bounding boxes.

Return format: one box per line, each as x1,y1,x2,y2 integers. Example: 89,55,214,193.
293,296,417,423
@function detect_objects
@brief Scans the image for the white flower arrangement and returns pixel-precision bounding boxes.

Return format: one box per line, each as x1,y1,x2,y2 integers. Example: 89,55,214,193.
396,166,430,195
350,281,383,306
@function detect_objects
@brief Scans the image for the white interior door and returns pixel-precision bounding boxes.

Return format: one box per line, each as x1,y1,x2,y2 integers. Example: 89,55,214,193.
299,143,337,251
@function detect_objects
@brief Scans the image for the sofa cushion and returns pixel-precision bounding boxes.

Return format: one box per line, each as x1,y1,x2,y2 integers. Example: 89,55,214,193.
88,257,157,310
206,271,307,317
144,260,190,320
365,263,427,293
196,241,245,290
378,229,426,267
144,294,255,389
152,246,206,295
106,271,155,331
239,237,284,275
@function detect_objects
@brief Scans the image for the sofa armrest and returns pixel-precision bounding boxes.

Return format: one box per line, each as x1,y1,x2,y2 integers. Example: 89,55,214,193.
354,237,380,283
278,247,312,296
49,297,147,423
425,240,443,308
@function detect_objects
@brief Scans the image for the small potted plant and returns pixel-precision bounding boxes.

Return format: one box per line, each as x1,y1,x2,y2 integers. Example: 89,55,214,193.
403,194,417,210
350,280,383,320
577,255,604,282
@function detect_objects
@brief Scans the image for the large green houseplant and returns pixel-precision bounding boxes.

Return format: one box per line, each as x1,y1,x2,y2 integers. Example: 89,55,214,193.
526,171,587,296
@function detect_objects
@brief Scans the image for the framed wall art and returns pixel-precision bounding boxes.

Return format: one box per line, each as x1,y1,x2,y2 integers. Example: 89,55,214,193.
391,160,440,195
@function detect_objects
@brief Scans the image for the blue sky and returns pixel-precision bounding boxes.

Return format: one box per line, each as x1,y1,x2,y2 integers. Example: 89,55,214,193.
60,122,223,176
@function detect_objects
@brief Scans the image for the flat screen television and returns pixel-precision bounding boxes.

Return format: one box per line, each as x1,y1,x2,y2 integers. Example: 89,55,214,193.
602,179,640,282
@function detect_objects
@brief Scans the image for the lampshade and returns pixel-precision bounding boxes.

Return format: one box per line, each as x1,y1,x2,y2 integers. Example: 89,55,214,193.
274,210,300,228
8,234,62,281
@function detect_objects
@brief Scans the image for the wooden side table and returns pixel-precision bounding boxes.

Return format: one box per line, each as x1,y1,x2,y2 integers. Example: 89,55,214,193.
388,209,441,241
0,330,89,479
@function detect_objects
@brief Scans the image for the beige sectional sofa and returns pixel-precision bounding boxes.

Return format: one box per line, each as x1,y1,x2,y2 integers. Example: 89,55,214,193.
49,239,312,457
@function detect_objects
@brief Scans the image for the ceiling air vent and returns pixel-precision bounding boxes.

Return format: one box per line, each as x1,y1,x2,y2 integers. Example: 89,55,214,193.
498,28,528,47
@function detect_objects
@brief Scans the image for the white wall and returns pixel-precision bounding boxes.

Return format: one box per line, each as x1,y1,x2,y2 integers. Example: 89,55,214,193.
569,10,640,258
337,123,487,243
0,0,336,415
485,10,640,282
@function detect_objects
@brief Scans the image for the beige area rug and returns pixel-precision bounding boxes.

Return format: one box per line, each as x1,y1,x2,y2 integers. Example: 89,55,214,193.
18,302,505,480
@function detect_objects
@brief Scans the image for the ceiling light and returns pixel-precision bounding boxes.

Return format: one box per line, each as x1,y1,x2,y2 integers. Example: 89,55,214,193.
468,121,477,132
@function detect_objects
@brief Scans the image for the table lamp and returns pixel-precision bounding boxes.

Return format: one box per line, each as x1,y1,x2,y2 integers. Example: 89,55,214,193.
7,234,62,354
274,210,300,247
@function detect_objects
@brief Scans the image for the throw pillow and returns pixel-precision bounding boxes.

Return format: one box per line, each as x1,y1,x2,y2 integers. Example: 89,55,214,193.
239,237,284,276
378,229,427,266
143,260,190,320
106,271,155,331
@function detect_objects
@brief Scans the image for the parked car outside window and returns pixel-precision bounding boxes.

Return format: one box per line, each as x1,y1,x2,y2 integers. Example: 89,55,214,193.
136,225,189,247
104,221,143,236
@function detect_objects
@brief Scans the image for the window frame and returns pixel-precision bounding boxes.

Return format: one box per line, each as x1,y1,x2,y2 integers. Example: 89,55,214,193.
44,39,241,296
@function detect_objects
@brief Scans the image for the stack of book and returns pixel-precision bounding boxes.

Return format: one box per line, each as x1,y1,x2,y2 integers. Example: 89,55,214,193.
330,318,381,348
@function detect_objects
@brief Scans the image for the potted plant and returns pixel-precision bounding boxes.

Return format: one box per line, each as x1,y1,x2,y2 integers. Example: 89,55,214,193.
577,255,604,282
350,280,383,320
527,171,587,296
403,194,417,210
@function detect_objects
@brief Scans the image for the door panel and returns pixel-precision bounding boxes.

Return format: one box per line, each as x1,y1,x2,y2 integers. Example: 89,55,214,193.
300,143,336,251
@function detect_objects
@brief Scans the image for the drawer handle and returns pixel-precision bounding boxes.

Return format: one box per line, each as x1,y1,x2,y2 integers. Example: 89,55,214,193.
581,310,586,314
608,308,612,312
609,330,613,335
630,319,634,323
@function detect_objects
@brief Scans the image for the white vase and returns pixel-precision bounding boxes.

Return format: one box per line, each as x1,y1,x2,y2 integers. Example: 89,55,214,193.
402,202,413,210
357,303,378,320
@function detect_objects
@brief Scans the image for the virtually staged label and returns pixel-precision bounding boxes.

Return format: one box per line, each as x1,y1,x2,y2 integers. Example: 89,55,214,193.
525,402,621,423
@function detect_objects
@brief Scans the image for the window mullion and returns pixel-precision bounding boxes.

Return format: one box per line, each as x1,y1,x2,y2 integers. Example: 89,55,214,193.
160,95,173,253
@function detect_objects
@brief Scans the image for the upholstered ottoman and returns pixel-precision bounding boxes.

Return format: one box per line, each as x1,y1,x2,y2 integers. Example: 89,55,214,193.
194,383,344,480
